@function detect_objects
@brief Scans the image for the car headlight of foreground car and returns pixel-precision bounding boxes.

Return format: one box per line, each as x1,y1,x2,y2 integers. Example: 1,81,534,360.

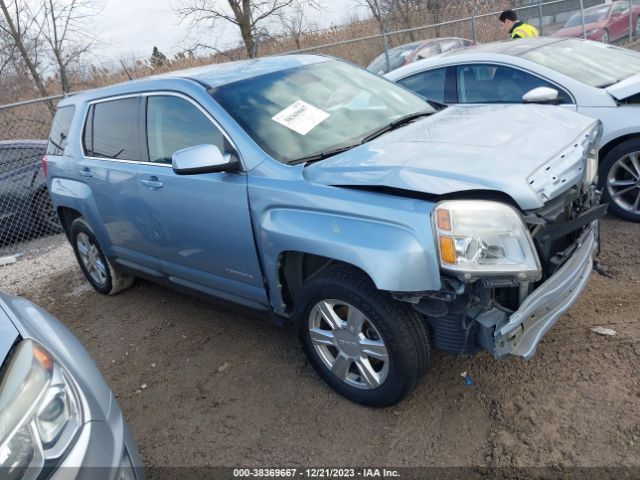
433,200,541,282
0,340,82,479
583,122,602,186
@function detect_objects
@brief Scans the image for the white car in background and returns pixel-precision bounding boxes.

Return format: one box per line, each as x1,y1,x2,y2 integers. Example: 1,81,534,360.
386,37,640,222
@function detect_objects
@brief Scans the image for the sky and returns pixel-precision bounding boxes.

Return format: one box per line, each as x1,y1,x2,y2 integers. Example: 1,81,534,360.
94,0,366,63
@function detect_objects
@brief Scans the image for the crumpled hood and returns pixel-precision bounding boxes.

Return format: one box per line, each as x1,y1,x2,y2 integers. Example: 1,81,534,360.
304,104,598,210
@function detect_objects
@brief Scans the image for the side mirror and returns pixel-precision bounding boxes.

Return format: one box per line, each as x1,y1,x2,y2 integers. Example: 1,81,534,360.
522,86,560,105
172,144,238,175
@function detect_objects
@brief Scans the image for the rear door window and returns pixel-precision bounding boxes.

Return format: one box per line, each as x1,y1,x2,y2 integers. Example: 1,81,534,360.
83,97,140,160
47,106,75,156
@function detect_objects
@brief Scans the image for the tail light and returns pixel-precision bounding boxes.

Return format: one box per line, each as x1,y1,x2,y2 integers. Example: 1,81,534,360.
42,155,48,178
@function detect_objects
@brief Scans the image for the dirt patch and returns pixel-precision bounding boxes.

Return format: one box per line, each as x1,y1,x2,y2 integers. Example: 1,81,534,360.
0,216,639,469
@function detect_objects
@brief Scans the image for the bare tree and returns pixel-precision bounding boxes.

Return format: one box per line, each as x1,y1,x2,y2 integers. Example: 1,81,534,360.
174,0,319,58
358,0,394,33
393,0,417,41
277,1,319,50
29,0,98,93
0,0,52,107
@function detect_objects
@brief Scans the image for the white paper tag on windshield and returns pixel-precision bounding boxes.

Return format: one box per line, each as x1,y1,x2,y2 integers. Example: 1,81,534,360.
272,100,329,135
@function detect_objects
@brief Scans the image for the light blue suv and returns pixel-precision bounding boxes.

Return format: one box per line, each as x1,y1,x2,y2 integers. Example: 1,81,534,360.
46,55,605,406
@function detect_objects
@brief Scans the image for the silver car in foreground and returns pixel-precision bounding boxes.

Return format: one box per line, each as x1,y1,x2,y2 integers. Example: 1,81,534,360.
387,37,640,222
0,292,142,479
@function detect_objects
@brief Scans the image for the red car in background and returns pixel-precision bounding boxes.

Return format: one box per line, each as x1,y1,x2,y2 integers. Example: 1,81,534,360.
552,1,640,44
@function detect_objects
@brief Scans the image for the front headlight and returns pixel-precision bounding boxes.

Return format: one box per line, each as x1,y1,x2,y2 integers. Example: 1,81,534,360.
0,340,82,479
583,122,602,186
433,200,541,281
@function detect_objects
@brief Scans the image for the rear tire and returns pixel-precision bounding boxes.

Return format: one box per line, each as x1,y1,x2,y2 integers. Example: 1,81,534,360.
69,218,134,295
599,139,640,222
296,265,430,407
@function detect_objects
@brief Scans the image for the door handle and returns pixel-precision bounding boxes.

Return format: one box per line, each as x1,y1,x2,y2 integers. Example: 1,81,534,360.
79,167,93,178
141,176,163,190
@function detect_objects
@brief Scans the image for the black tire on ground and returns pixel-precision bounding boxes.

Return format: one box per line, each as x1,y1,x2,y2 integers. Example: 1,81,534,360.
296,265,431,407
601,29,609,44
598,139,640,223
32,189,62,234
69,218,134,295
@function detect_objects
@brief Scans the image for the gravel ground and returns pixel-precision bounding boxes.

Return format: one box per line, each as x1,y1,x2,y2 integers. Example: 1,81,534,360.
0,216,639,474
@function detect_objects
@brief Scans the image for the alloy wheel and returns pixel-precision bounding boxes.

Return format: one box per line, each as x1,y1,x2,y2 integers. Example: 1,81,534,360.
607,151,640,216
76,232,107,287
308,299,389,390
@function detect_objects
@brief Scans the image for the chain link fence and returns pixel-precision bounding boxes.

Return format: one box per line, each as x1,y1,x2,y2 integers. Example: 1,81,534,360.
0,96,63,256
0,0,637,256
277,0,633,68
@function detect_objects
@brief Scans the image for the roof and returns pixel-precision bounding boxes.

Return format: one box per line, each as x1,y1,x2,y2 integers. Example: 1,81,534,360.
61,54,333,106
583,2,615,12
440,37,569,58
149,54,331,89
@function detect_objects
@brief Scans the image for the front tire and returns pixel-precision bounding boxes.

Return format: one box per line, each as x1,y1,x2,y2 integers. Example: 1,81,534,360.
600,29,609,44
69,218,134,295
296,265,430,407
599,139,640,222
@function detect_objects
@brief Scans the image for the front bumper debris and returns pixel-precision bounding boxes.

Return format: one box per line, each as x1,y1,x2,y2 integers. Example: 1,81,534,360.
494,223,596,359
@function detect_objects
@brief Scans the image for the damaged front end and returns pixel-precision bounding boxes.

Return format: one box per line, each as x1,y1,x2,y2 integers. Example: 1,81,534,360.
397,126,607,360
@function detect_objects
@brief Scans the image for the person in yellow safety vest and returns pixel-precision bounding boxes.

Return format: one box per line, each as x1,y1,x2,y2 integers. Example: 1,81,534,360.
499,10,540,39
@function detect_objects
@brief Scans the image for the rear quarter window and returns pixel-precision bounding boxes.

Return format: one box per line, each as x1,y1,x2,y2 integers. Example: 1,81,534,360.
47,106,75,155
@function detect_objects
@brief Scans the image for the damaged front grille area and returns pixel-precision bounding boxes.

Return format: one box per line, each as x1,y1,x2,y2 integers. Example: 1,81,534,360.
526,183,605,278
490,182,605,313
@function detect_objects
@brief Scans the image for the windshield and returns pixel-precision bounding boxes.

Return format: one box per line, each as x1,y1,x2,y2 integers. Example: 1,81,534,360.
211,60,431,164
564,6,610,27
520,39,640,87
366,43,422,74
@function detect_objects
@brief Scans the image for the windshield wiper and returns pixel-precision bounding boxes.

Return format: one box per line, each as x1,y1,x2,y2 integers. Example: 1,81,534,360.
288,108,435,166
360,109,434,144
426,99,448,111
288,144,360,165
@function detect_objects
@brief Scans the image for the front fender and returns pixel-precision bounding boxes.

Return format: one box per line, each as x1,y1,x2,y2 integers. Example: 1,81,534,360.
259,207,442,314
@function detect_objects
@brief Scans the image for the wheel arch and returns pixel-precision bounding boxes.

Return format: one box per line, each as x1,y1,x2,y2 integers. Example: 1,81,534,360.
57,206,83,240
257,206,442,316
278,252,374,314
599,133,640,164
